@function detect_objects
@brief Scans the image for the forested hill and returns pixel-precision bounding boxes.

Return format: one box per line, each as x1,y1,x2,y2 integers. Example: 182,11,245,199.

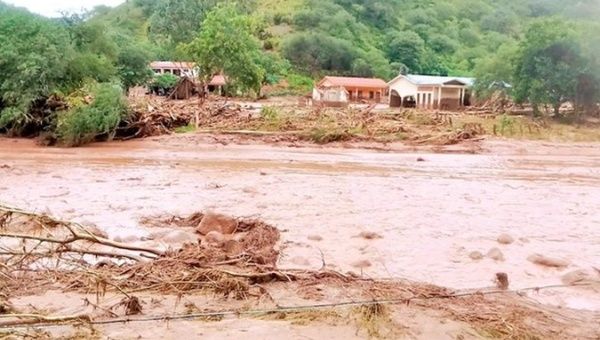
92,0,600,80
1,0,599,136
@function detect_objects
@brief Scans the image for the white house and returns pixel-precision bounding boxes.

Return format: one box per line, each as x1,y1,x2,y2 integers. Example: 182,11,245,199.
312,86,349,104
388,74,475,110
150,61,197,78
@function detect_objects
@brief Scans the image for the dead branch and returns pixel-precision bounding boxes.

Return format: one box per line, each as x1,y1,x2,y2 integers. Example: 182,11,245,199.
0,314,91,327
0,204,163,258
0,248,142,262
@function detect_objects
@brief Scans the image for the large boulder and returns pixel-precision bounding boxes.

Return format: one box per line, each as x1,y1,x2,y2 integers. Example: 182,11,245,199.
527,254,570,268
469,251,484,260
561,270,592,285
197,212,239,235
497,233,515,245
487,248,505,261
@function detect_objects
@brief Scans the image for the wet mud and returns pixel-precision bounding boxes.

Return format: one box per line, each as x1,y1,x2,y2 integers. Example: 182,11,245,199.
1,136,599,311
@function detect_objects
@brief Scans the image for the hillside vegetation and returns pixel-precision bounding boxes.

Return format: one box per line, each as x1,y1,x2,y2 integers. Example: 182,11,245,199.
0,0,599,144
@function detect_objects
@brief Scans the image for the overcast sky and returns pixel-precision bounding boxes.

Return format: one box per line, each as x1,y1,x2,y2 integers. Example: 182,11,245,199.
5,0,125,17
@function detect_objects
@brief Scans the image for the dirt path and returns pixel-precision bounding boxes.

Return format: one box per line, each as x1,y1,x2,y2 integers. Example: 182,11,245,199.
1,135,600,314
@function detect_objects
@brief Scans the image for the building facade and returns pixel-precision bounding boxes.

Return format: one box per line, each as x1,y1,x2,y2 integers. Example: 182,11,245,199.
150,61,197,78
313,76,388,104
388,74,474,110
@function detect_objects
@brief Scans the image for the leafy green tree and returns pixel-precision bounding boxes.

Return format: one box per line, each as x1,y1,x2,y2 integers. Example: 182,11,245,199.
57,82,128,146
116,43,153,91
183,4,265,96
473,42,518,99
149,0,219,45
513,19,586,115
282,32,357,75
385,31,425,73
65,52,117,88
0,5,73,133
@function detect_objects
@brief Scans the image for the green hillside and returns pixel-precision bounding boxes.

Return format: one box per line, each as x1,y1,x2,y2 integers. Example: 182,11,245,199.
1,0,599,142
91,0,600,80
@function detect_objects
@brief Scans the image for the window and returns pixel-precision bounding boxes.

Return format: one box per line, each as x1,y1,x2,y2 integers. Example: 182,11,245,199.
174,69,181,76
369,91,374,99
358,91,363,98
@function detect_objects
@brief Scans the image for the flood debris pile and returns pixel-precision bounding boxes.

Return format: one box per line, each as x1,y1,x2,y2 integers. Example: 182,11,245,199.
1,205,598,339
0,206,289,301
120,96,251,139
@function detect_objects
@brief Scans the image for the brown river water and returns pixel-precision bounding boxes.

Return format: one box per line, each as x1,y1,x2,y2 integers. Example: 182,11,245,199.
1,135,599,311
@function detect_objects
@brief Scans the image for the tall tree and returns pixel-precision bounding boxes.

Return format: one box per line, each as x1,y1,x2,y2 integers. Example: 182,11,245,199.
149,0,219,45
183,4,265,97
513,19,586,115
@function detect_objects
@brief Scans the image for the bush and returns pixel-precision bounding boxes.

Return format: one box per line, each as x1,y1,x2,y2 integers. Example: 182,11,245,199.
57,83,128,146
260,106,280,121
287,74,314,92
0,107,27,135
306,128,352,144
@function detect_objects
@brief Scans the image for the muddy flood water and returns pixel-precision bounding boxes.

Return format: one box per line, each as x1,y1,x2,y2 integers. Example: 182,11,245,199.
1,135,599,311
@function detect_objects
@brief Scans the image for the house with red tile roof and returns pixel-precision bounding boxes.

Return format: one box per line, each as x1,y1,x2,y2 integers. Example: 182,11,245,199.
313,76,388,105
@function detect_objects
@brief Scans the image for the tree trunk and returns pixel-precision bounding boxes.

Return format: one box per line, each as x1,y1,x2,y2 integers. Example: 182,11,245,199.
553,102,561,117
532,104,541,117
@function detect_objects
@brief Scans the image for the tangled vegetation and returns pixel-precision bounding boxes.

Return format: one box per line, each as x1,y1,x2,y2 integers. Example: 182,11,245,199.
57,83,129,146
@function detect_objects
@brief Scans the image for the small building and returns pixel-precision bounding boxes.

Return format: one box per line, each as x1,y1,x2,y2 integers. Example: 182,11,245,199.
388,74,475,110
168,76,197,100
208,75,227,95
313,76,388,105
150,61,196,78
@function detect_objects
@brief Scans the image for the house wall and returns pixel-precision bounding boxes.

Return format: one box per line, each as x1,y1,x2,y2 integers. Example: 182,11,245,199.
313,87,348,103
389,75,472,110
153,68,196,78
389,77,418,98
345,87,386,102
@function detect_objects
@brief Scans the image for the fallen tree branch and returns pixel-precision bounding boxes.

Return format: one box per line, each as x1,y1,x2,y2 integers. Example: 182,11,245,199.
0,204,163,258
0,248,142,262
0,314,91,327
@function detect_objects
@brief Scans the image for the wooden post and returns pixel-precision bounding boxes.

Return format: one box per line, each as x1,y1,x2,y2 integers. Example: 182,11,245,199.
460,88,465,107
437,87,442,109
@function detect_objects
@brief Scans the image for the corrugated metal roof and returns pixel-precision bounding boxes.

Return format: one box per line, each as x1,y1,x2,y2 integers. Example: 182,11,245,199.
319,76,388,89
150,61,195,69
404,74,475,86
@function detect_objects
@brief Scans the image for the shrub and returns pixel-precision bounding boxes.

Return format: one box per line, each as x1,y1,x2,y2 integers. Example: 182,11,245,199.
260,106,280,121
498,114,516,135
57,83,128,146
306,128,352,144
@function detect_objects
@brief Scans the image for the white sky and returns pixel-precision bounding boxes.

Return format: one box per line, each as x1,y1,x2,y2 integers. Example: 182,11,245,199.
4,0,125,17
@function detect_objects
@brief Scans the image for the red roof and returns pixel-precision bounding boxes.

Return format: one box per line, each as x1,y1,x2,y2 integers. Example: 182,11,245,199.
150,61,195,69
318,76,388,89
209,75,227,86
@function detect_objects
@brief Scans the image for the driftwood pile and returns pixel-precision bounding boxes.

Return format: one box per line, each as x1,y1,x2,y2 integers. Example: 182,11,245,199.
0,205,295,299
119,96,249,139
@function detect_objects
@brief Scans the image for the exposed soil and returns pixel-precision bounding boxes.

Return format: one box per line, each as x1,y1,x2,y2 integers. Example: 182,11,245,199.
1,135,600,338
